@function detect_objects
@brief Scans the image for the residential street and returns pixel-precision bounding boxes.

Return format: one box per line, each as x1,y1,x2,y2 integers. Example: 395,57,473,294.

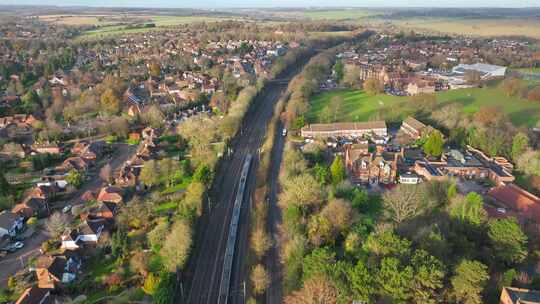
0,142,137,287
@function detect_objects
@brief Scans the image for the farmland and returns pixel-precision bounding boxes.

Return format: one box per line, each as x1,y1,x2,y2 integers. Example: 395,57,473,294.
389,18,540,39
307,86,540,128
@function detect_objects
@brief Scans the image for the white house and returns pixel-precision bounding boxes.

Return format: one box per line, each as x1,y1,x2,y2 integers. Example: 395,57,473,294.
399,173,421,184
60,219,105,249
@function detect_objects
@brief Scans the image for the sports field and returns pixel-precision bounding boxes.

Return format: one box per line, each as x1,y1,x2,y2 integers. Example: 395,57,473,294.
307,86,540,127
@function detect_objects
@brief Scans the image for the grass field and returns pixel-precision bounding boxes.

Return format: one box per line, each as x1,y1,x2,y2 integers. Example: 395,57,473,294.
297,9,379,20
74,15,235,40
390,18,540,39
308,86,540,127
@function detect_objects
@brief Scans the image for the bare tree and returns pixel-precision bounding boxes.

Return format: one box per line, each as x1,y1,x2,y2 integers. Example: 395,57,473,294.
45,212,71,238
161,220,192,272
251,264,270,295
382,184,427,224
284,276,338,304
251,227,271,260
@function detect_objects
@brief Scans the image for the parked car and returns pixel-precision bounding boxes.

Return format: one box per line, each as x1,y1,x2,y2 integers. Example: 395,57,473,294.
62,204,72,213
1,241,24,253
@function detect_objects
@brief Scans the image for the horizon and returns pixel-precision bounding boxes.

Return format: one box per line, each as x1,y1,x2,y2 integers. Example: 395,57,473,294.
2,0,540,8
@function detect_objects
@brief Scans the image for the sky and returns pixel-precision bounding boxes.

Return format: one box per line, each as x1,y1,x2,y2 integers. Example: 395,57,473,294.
3,0,540,8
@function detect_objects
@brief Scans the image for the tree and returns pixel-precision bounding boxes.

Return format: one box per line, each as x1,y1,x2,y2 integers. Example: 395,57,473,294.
382,184,428,224
330,155,346,185
153,272,175,304
21,90,40,113
142,105,165,129
284,276,338,304
363,78,384,95
110,116,130,138
528,86,540,102
193,164,212,186
451,260,489,304
363,229,411,257
140,160,160,187
100,88,121,115
130,250,150,277
313,163,330,185
66,169,84,188
333,60,344,82
342,64,362,89
251,264,270,295
347,261,374,302
100,163,113,184
511,132,529,162
148,219,169,251
280,173,324,209
148,63,161,78
516,149,540,177
449,192,487,226
376,257,413,302
423,130,444,157
501,78,524,97
45,212,71,238
307,214,334,246
161,220,192,272
142,273,160,295
411,250,445,304
111,230,128,258
183,182,205,218
251,227,271,260
321,199,355,234
488,218,528,265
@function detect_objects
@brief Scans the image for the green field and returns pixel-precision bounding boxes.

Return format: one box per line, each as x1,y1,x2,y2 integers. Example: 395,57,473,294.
308,86,540,127
77,15,235,40
299,9,379,20
514,67,540,74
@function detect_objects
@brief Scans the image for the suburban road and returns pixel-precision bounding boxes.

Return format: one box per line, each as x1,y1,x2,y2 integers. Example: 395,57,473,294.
185,52,319,304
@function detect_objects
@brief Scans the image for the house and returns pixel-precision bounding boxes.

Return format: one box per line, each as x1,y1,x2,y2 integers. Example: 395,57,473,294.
15,286,53,304
345,145,401,185
31,143,62,155
61,219,106,250
400,117,427,140
0,211,24,238
35,254,81,289
59,157,89,173
406,79,436,96
488,184,540,224
97,186,123,204
301,121,388,139
399,173,421,184
500,287,540,304
12,197,49,218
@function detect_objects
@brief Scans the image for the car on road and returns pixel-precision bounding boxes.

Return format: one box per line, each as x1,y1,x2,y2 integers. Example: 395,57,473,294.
1,241,24,253
62,204,72,213
282,128,287,136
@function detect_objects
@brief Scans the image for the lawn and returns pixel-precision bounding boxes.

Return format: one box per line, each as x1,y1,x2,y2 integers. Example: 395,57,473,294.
307,86,540,128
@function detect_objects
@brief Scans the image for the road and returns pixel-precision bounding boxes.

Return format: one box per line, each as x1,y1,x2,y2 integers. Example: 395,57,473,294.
0,143,136,287
186,54,317,304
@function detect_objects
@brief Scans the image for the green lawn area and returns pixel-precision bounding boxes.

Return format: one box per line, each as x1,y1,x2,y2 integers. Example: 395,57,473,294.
77,15,236,40
307,86,540,128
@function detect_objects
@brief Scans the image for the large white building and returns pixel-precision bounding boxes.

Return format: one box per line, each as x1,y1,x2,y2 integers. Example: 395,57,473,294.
301,121,388,138
452,63,507,79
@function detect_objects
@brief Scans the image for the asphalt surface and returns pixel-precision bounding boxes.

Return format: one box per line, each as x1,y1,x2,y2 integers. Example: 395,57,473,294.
186,56,316,304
